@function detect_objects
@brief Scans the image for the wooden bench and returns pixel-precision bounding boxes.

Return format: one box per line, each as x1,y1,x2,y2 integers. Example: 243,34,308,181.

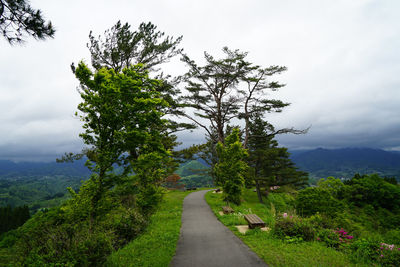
222,206,234,214
244,214,265,229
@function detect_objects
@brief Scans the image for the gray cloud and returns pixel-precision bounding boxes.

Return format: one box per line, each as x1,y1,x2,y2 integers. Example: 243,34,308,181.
0,0,399,161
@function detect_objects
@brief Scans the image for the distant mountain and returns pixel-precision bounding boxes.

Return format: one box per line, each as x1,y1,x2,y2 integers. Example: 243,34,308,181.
0,159,90,179
175,160,212,187
290,148,400,180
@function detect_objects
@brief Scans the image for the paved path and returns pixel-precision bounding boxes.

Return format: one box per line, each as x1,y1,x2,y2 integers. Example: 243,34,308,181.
170,190,268,267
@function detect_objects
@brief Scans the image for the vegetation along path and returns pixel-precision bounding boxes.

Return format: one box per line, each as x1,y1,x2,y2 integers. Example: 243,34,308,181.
171,190,268,267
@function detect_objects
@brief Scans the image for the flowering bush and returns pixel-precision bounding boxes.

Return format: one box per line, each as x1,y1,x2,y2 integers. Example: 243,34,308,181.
316,227,354,250
378,243,400,266
335,228,354,242
317,229,340,248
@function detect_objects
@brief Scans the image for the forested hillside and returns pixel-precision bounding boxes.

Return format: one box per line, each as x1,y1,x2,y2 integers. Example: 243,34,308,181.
291,148,400,182
0,160,90,178
175,160,212,187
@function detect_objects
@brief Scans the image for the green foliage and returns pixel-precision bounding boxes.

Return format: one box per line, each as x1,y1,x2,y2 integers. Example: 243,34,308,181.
8,176,151,266
296,187,343,217
214,128,248,205
378,244,400,267
344,174,400,210
317,229,341,248
181,47,289,145
274,214,315,241
0,229,20,248
87,21,182,72
174,160,212,188
0,0,55,44
349,238,380,263
1,58,176,266
0,205,30,235
74,61,171,220
383,229,400,245
85,20,193,143
106,190,191,267
247,116,308,203
205,189,362,267
175,160,208,177
0,174,86,213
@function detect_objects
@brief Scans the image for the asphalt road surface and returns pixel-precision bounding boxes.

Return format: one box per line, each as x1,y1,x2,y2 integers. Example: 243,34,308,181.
170,190,268,267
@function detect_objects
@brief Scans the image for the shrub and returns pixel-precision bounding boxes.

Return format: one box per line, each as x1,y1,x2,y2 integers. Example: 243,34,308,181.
274,214,315,241
317,229,340,248
378,244,400,267
384,229,400,245
350,238,380,263
0,229,20,248
296,187,344,217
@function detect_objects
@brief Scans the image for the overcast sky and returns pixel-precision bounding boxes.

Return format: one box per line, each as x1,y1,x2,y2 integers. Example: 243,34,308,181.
1,0,399,161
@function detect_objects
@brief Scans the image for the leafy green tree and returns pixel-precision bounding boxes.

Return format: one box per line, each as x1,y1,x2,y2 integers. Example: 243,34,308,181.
344,174,400,210
247,116,308,203
76,21,195,160
73,62,170,224
214,128,248,205
317,176,345,198
296,187,343,217
0,0,55,44
181,47,306,187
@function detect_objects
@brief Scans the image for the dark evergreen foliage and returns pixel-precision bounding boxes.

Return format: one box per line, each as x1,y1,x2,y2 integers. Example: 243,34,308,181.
181,46,306,146
247,116,308,202
0,0,55,44
87,21,182,72
0,205,30,234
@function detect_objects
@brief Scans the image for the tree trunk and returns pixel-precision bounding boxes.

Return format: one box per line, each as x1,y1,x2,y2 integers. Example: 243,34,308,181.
255,180,264,204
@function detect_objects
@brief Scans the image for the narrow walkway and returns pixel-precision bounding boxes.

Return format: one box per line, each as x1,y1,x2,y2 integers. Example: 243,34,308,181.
170,190,268,267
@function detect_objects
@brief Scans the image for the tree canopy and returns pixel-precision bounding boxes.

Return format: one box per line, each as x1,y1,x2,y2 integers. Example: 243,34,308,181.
181,46,304,145
214,128,249,205
247,116,308,202
87,21,182,72
0,0,55,44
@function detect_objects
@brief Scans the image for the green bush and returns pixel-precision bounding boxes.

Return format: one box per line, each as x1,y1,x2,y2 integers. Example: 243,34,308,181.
378,245,400,267
296,187,344,216
274,214,315,241
384,229,400,245
349,238,380,263
0,229,20,248
317,229,340,248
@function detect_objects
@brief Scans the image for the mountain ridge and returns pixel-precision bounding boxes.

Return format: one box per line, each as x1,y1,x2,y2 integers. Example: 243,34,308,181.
290,147,400,180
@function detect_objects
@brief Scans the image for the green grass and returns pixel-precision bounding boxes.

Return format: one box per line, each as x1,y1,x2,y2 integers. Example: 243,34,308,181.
106,189,194,267
205,189,368,267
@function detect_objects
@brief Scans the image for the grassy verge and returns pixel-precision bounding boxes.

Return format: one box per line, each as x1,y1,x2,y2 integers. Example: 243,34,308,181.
205,189,368,267
106,189,194,267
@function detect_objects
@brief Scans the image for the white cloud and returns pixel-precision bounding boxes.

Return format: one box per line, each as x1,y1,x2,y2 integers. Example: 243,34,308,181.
0,0,399,161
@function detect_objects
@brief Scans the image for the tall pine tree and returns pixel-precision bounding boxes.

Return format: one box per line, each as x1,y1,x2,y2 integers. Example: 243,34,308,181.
247,116,308,203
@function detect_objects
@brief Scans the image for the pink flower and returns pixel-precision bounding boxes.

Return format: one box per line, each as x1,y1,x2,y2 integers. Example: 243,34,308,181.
283,213,288,218
380,255,384,257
